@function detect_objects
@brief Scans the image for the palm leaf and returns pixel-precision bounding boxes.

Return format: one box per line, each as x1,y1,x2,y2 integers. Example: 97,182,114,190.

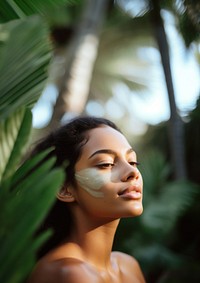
141,180,197,236
0,0,79,23
11,147,55,187
0,2,73,283
0,16,51,120
0,151,64,283
139,150,197,236
0,108,32,184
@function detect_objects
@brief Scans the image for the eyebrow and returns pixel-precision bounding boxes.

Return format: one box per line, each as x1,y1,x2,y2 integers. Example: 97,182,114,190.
88,148,134,159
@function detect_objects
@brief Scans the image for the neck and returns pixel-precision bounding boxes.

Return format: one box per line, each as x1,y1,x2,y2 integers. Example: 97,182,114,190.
69,213,120,270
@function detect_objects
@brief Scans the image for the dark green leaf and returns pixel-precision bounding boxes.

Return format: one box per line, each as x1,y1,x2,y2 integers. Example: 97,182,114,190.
0,161,64,282
0,16,51,120
0,0,80,23
0,108,32,183
141,180,197,235
11,147,55,187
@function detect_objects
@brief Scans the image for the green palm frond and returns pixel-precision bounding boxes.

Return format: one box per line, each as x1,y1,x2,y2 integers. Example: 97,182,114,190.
11,147,55,187
0,16,51,120
0,2,79,283
0,0,79,23
0,149,64,283
139,149,196,237
0,108,32,184
90,25,155,103
0,109,64,283
141,180,197,236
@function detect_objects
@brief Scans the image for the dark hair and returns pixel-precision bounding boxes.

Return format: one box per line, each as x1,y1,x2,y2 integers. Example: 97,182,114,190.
32,116,121,257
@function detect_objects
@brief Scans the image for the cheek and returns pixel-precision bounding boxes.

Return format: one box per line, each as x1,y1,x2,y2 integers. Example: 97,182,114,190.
75,168,112,198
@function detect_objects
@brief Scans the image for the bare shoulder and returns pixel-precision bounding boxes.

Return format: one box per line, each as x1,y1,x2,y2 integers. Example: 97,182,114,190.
28,257,96,283
112,251,146,283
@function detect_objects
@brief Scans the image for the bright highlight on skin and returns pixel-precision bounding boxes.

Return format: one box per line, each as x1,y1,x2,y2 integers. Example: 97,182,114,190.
75,168,112,197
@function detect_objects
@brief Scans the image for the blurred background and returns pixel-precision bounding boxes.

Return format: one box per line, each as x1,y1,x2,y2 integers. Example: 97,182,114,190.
0,0,200,282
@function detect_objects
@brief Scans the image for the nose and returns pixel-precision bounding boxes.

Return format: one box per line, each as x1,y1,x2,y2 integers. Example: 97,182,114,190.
121,163,140,182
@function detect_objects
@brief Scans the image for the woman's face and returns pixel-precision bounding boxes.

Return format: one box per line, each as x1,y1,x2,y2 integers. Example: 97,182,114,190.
73,125,143,219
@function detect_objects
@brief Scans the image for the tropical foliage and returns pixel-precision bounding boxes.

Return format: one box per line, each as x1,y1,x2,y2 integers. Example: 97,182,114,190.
0,1,77,282
0,1,199,283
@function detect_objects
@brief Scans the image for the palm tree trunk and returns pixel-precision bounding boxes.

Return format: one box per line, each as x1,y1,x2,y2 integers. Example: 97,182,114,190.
48,0,109,130
150,0,187,180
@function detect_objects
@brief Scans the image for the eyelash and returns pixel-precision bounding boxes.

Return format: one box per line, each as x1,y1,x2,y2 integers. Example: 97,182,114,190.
129,161,140,167
96,163,114,169
96,161,140,169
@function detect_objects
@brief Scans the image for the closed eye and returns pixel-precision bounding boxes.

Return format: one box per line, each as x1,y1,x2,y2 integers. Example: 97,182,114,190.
129,161,140,167
96,163,115,169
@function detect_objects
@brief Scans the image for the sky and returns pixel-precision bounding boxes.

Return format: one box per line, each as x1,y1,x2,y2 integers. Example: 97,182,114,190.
132,10,200,125
32,11,200,133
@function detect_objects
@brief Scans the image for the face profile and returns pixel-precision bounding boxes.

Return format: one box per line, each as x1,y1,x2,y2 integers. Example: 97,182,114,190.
28,116,146,283
73,125,143,219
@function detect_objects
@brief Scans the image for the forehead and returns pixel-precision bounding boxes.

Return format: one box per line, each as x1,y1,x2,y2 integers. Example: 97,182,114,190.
82,125,132,156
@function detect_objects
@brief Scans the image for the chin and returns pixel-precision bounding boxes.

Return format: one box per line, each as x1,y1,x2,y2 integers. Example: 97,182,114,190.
129,203,143,217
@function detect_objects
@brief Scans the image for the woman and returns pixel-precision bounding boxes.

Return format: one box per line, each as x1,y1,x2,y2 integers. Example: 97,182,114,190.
28,116,145,283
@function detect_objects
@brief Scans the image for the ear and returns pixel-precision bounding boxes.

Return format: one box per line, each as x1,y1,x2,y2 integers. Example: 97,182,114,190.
57,185,75,203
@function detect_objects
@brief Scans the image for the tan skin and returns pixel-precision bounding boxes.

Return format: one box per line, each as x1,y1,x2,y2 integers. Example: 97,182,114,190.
28,126,146,283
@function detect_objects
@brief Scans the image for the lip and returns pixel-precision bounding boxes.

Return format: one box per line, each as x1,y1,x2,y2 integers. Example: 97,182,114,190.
118,185,142,200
